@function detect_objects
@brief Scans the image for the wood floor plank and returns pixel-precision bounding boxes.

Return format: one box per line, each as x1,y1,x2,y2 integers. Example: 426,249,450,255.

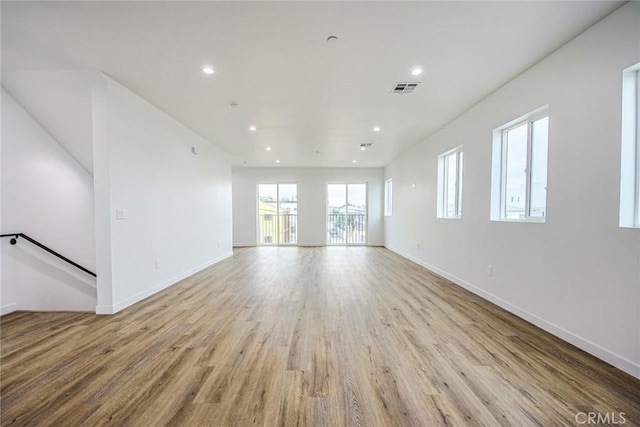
2,246,639,426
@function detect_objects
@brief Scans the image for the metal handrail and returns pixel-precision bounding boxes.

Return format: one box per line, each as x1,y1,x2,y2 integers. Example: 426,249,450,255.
0,233,97,277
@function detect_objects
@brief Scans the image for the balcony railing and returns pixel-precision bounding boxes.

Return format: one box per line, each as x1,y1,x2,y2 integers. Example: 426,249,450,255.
258,214,297,245
327,213,366,245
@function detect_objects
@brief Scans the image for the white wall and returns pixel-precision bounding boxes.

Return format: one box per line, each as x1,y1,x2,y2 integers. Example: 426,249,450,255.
233,167,384,247
385,2,640,379
94,76,233,314
2,70,95,172
1,89,97,313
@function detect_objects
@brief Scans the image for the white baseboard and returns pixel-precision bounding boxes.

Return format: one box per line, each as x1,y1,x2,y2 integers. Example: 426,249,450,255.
385,245,640,380
95,304,115,315
1,302,17,316
233,244,384,248
95,251,233,315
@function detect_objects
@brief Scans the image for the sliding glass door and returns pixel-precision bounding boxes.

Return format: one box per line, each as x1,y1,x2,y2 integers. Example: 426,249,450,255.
327,183,367,245
258,184,297,245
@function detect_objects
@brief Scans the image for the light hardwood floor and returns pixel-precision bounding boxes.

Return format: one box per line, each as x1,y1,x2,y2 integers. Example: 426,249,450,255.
1,247,639,426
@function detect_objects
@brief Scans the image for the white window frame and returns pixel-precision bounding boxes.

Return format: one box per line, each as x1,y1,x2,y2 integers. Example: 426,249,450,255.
384,178,393,217
490,106,549,223
636,70,639,226
620,63,640,228
437,145,463,219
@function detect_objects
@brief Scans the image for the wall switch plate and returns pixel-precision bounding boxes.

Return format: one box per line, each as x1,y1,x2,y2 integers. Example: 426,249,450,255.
487,265,493,276
411,182,416,189
155,259,160,271
116,209,126,220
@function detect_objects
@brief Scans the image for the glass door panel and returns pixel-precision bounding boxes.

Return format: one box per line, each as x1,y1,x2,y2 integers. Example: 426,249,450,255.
327,183,367,245
278,184,298,245
258,184,278,245
347,184,367,245
327,184,347,244
258,183,297,245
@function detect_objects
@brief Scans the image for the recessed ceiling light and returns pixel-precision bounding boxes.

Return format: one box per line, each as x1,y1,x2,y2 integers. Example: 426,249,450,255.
410,66,423,76
276,159,281,163
352,160,357,164
249,126,257,132
202,66,215,75
373,126,381,132
360,146,366,151
266,147,271,151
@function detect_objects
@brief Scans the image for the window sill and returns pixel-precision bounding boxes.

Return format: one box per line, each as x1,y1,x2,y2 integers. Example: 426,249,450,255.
491,217,546,224
618,223,640,229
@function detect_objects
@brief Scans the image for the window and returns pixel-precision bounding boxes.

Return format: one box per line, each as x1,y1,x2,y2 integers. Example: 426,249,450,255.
437,146,463,218
491,107,549,222
620,63,640,228
384,179,393,216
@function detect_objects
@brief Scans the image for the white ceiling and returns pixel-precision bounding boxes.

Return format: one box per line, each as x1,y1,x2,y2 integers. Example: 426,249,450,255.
1,1,623,168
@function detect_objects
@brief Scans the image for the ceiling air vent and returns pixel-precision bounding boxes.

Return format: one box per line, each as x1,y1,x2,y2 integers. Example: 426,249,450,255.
391,82,420,94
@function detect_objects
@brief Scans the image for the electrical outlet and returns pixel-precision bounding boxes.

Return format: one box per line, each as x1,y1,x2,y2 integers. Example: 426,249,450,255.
115,209,126,220
155,259,160,271
487,265,493,276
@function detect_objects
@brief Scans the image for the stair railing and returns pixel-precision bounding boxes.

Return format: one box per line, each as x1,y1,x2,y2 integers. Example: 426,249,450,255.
0,233,97,277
